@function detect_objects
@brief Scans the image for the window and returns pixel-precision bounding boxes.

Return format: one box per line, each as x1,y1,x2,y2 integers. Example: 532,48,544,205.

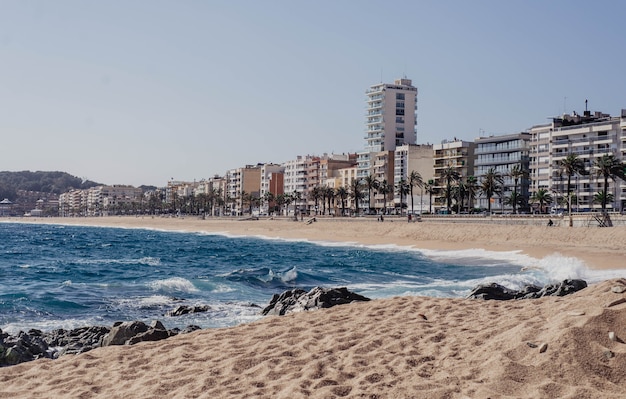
396,101,405,108
396,108,405,116
396,93,405,100
395,116,404,123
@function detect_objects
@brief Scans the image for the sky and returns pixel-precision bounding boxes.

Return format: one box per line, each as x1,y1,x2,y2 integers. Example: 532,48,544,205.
1,0,625,187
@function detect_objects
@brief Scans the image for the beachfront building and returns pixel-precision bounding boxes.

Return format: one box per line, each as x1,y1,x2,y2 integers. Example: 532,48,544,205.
259,163,284,215
393,144,434,214
90,185,143,216
358,78,418,186
225,165,262,216
59,189,86,216
529,109,626,212
432,139,475,212
474,132,531,213
282,155,316,215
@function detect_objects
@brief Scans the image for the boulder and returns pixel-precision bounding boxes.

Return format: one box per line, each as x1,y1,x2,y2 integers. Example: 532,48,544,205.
102,321,150,346
467,279,588,300
165,305,211,317
262,287,370,316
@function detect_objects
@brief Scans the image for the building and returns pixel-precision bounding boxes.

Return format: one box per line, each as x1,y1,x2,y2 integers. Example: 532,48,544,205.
530,109,626,212
432,139,475,212
225,165,262,216
393,144,434,213
260,163,285,215
474,132,531,212
358,78,418,183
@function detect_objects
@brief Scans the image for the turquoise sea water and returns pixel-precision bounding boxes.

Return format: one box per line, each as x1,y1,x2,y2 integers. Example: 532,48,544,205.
0,221,623,335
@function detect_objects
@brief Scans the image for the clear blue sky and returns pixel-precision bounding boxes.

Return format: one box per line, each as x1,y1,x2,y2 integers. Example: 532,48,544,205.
1,1,625,187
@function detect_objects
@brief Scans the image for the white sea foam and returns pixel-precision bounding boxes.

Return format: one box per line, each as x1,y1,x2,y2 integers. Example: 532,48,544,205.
115,295,175,309
281,267,298,283
147,277,198,293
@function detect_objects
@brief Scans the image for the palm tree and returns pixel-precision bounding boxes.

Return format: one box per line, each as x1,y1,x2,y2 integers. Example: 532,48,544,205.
325,186,335,216
349,178,364,216
557,153,587,212
310,186,322,215
335,186,349,216
408,170,423,215
508,164,528,214
263,191,275,215
292,190,302,218
440,167,460,213
480,168,504,214
530,188,552,214
593,154,626,212
465,175,479,212
395,179,410,215
364,174,379,214
377,180,392,214
424,181,437,214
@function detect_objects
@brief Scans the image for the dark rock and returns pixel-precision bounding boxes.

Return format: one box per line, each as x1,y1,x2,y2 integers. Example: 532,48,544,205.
467,279,588,301
165,305,211,317
466,283,518,300
102,321,150,346
1,320,198,367
262,287,370,316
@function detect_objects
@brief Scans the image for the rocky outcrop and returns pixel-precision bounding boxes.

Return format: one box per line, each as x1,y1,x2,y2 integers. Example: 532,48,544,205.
467,279,588,300
262,286,370,316
0,320,199,367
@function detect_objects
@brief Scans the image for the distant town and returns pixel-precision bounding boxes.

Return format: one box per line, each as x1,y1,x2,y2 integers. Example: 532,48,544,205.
2,78,625,219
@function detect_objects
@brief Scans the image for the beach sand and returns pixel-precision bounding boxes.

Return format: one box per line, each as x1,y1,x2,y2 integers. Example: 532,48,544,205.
1,216,626,398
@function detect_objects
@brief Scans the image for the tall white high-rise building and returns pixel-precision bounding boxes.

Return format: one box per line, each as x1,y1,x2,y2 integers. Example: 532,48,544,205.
358,78,418,183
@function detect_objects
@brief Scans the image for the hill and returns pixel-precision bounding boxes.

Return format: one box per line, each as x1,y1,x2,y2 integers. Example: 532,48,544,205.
0,171,101,201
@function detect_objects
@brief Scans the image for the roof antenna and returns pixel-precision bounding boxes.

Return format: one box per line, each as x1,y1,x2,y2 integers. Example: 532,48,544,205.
585,99,588,112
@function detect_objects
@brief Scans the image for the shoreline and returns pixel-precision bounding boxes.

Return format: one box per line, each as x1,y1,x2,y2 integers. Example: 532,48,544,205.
11,215,626,271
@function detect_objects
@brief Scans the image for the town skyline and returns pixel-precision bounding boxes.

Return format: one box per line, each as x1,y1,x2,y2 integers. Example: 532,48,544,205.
2,1,626,187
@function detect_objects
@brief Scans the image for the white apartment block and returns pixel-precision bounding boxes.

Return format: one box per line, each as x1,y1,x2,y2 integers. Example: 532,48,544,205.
393,144,434,213
530,109,626,211
283,155,315,197
474,132,530,212
359,78,418,182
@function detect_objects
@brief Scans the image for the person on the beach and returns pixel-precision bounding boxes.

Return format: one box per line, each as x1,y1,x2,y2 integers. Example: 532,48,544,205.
547,219,553,226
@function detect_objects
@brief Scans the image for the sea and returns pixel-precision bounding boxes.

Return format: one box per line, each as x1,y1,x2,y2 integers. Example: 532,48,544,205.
1,221,624,335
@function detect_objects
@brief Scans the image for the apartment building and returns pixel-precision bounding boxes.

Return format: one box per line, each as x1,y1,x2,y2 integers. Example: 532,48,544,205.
259,163,284,215
358,78,418,182
474,132,530,212
225,165,262,216
530,109,626,211
432,139,475,211
393,144,434,213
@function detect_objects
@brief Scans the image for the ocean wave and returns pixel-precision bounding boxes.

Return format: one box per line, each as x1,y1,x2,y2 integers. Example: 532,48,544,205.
147,277,198,293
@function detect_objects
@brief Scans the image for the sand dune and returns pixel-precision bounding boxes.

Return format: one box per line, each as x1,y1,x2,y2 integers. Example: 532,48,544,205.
1,216,626,398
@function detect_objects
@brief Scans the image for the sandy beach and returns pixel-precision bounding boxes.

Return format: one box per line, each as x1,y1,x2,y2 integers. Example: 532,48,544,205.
1,216,625,398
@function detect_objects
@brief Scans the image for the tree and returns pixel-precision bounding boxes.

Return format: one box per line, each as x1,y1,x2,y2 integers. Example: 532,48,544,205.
292,190,302,218
465,175,479,212
480,168,504,214
424,181,437,214
408,170,423,215
310,187,322,215
364,174,379,214
377,180,392,214
395,179,409,215
440,167,460,213
335,186,349,216
530,188,552,214
508,164,528,214
593,154,626,212
324,186,335,216
349,178,364,216
263,191,275,215
556,154,587,212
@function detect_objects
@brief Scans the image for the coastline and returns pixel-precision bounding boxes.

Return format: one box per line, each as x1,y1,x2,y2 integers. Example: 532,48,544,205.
1,216,626,398
14,215,626,271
